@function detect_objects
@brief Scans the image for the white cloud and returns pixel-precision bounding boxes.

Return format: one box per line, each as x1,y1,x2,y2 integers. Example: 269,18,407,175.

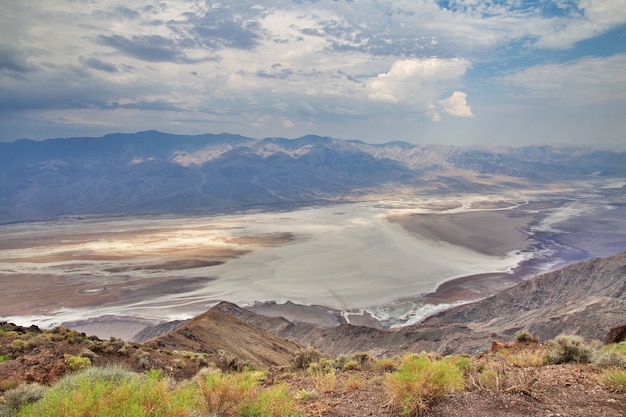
501,54,626,104
366,58,471,104
1,1,626,146
431,91,474,121
531,0,626,49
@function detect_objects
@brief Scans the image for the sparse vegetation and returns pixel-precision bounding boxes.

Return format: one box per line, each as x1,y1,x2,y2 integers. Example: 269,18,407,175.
0,383,45,416
64,354,91,370
514,329,537,344
373,357,397,372
1,324,625,417
545,335,593,365
16,366,197,417
383,352,465,416
291,346,323,370
344,374,364,390
307,361,337,393
602,369,626,389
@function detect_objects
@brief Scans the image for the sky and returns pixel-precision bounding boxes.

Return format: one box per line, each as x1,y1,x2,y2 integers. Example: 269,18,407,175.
1,0,625,146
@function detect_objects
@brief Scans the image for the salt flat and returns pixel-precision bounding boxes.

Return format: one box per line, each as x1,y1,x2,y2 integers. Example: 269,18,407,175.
1,180,625,335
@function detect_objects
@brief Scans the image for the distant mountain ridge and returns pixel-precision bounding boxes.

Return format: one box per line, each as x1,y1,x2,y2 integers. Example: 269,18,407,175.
1,131,625,222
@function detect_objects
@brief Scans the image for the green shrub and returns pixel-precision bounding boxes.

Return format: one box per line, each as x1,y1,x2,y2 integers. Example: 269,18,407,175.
342,359,361,371
307,366,336,393
240,384,303,417
602,369,626,389
344,374,364,390
8,339,27,353
64,354,91,370
443,355,472,375
195,368,263,416
17,366,198,417
373,357,397,373
0,355,12,362
545,335,593,365
384,353,465,416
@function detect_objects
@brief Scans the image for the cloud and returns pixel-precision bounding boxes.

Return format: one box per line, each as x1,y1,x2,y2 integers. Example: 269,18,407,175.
0,44,37,74
98,34,198,63
500,54,626,104
366,58,471,104
79,57,120,73
1,1,626,146
430,91,473,121
184,6,264,50
108,100,185,112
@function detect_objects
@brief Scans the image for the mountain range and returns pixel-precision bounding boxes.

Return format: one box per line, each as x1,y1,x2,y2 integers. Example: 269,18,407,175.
1,131,625,222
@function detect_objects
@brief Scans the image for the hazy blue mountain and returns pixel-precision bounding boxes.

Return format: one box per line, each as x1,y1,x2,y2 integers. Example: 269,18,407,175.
1,131,625,222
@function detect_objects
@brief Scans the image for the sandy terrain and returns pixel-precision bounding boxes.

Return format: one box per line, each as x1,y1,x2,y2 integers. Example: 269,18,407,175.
1,182,625,338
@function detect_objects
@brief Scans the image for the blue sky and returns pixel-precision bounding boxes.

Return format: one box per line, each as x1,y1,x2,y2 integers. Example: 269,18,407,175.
1,0,625,146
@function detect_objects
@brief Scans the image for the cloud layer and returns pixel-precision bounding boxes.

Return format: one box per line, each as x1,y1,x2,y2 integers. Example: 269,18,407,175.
1,0,625,145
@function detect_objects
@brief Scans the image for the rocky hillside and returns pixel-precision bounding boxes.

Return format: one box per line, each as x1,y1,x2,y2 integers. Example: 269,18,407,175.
1,131,625,222
1,322,625,417
144,309,303,369
305,251,626,356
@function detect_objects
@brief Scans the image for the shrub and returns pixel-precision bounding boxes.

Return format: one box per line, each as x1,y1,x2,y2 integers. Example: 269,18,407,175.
505,350,546,367
593,342,626,369
307,365,336,393
172,358,186,369
80,348,98,360
291,346,323,370
0,378,19,392
64,354,91,371
217,349,247,371
472,362,507,391
602,369,626,390
442,355,472,375
194,353,210,367
545,335,593,365
342,359,361,371
195,369,262,416
17,365,197,417
294,389,318,401
373,357,397,373
514,329,537,344
384,353,464,416
2,383,46,411
0,355,12,362
7,339,27,353
133,349,151,369
593,350,626,369
240,384,303,417
53,364,136,392
344,374,364,391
